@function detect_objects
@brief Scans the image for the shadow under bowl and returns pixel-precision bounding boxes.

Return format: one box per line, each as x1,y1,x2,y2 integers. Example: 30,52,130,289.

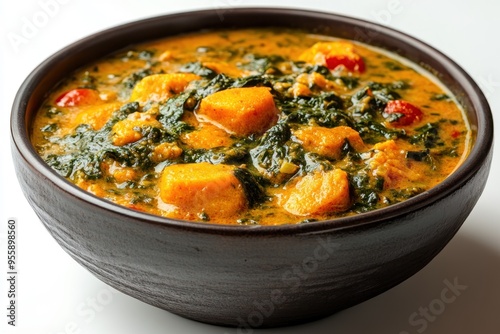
10,8,493,328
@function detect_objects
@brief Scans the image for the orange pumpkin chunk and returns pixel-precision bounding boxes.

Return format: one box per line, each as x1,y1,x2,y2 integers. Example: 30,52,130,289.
159,163,247,219
111,112,161,146
180,123,233,149
74,102,122,130
282,169,351,216
294,126,365,160
130,73,200,104
368,140,422,189
196,87,278,136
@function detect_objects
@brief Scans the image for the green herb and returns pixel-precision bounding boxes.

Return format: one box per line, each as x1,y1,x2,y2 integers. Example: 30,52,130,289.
183,145,248,165
389,187,425,202
158,93,194,139
81,71,97,89
349,172,386,212
233,168,267,207
241,54,285,74
44,107,62,118
410,123,443,148
250,122,293,181
198,211,210,221
406,149,436,169
41,123,58,133
406,149,430,161
122,69,153,89
237,218,259,225
180,62,218,79
278,93,349,128
383,61,404,71
430,93,450,101
338,76,360,89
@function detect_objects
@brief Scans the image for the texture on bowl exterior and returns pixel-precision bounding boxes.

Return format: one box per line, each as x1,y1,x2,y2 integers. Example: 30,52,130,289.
11,8,493,328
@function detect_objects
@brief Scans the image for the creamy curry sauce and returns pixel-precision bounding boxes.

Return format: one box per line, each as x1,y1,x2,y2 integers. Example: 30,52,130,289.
32,28,472,225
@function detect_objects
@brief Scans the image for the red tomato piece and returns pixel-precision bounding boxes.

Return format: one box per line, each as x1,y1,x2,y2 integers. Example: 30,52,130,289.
299,42,366,73
55,88,101,107
384,100,423,126
326,54,366,73
127,204,145,212
451,130,461,138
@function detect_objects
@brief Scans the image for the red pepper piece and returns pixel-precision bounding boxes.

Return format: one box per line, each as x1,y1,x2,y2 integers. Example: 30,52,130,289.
384,100,423,126
55,88,101,107
326,54,366,73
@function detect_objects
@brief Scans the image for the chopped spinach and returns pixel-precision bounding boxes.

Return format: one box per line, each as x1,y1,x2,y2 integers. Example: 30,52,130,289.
80,71,97,89
249,122,331,183
44,102,168,179
44,107,62,118
383,61,404,71
410,122,443,148
158,93,194,138
388,187,425,202
233,168,267,207
338,76,360,89
430,93,450,101
180,62,218,79
122,68,153,89
250,122,293,181
241,54,285,74
406,149,430,162
304,64,333,79
406,149,436,169
41,123,58,133
349,173,384,212
183,145,248,165
278,93,350,128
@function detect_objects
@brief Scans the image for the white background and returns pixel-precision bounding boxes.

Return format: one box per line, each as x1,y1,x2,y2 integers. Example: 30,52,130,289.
1,1,499,333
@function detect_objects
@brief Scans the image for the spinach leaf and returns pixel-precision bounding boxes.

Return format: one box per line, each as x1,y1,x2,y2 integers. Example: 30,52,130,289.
158,93,194,139
180,62,218,79
278,92,350,128
233,168,267,207
410,122,443,148
250,122,331,183
241,54,285,74
183,146,248,165
122,68,152,89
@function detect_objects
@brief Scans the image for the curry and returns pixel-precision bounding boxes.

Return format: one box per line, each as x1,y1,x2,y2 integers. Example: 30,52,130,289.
32,28,472,225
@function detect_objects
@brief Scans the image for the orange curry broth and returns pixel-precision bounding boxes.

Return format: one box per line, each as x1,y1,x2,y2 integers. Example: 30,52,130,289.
32,28,472,225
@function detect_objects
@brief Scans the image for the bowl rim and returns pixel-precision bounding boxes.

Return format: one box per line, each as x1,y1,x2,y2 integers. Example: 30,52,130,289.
10,7,494,235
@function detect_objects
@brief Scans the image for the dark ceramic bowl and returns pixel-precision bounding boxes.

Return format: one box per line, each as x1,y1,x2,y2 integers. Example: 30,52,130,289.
11,8,493,328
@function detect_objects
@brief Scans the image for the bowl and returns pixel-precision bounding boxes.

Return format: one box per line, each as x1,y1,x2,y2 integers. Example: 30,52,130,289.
10,8,493,328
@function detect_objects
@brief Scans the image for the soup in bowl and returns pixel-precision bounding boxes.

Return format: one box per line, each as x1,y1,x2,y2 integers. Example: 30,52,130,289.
32,28,471,225
11,8,492,327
